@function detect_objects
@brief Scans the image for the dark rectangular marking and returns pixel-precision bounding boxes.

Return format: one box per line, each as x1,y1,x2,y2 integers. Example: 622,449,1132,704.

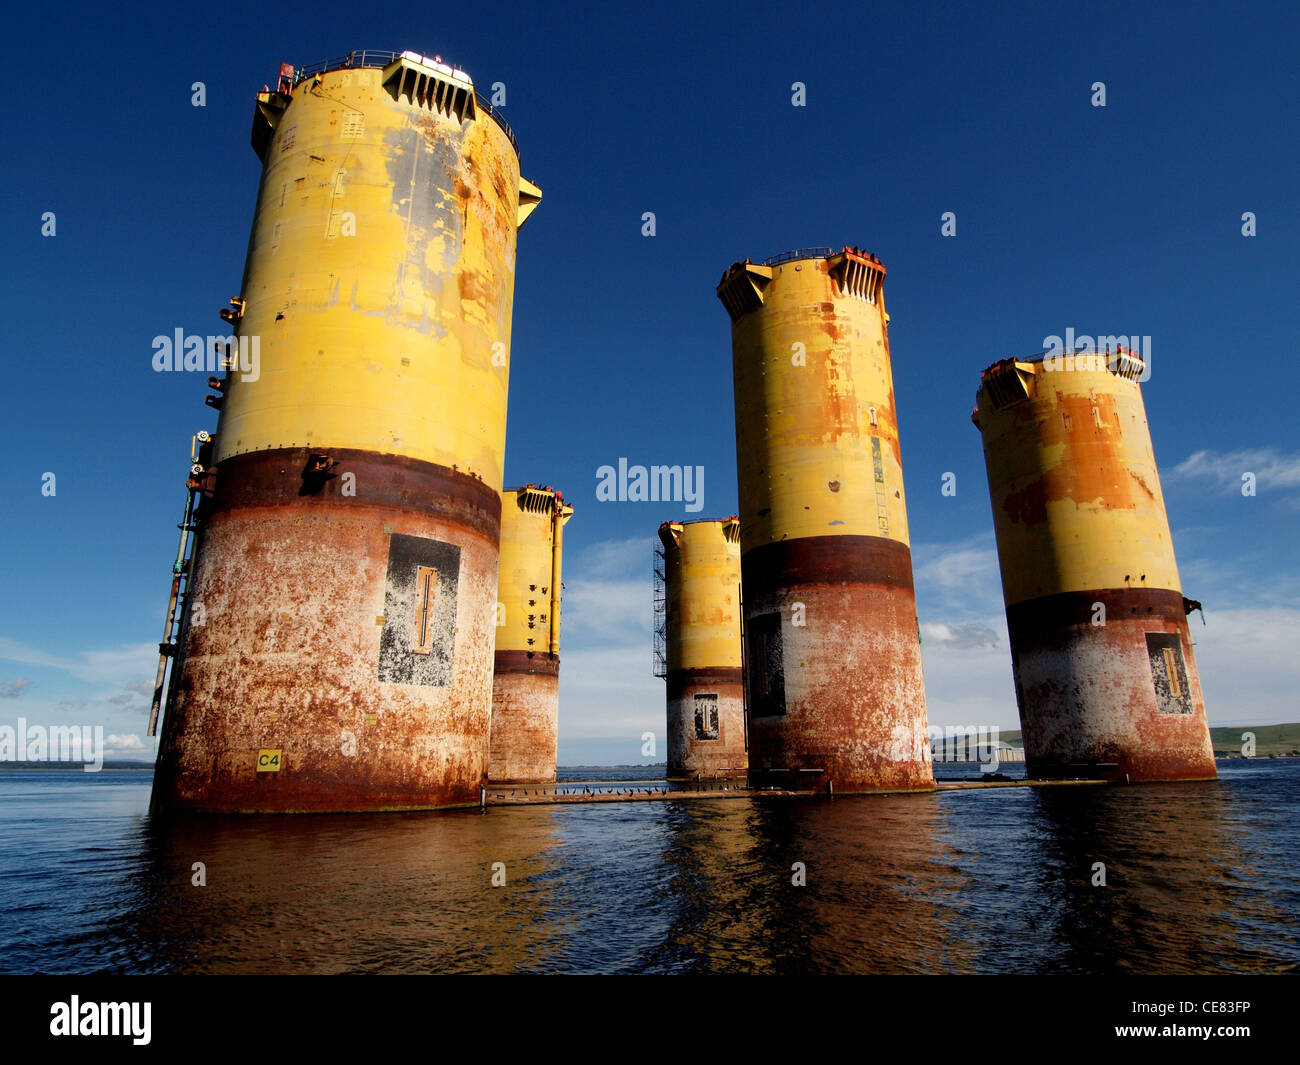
1146,632,1192,715
379,534,459,686
693,693,719,740
746,612,786,718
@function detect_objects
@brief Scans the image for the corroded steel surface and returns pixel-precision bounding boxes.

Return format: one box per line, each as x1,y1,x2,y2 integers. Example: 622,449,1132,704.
1006,588,1216,781
493,649,561,676
665,666,745,690
658,520,747,777
741,537,929,792
742,553,931,792
718,249,932,793
665,668,745,779
974,353,1216,783
194,447,500,534
489,659,559,784
490,488,570,783
740,535,917,595
152,54,540,813
153,449,500,812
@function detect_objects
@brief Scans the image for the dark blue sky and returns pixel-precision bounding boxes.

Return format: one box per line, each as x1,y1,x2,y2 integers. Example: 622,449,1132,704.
2,0,1296,760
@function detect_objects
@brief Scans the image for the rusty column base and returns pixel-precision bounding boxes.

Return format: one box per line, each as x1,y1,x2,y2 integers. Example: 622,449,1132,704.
151,448,501,814
741,537,934,794
1007,588,1218,782
666,668,747,779
489,651,559,783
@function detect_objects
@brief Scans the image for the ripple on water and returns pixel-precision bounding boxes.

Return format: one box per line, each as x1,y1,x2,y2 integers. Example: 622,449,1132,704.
0,764,1297,973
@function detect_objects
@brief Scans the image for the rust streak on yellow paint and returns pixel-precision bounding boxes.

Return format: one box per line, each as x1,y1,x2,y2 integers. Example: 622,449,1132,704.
974,353,1180,605
219,59,541,487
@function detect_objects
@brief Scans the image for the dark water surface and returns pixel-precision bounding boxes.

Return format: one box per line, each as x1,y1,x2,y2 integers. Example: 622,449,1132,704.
1,761,1296,974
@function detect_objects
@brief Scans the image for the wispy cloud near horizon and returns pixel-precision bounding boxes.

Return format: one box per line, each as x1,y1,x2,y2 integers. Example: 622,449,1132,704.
0,637,157,687
1169,447,1300,496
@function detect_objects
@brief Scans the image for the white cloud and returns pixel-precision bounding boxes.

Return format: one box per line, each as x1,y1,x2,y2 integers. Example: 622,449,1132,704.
914,540,997,590
1174,549,1300,612
563,578,651,643
907,528,1300,732
104,733,151,760
916,604,1300,733
109,679,155,707
921,621,1002,650
556,537,664,760
570,536,652,580
912,533,1004,619
560,645,661,736
559,537,655,649
1168,448,1300,494
557,644,663,765
0,637,157,686
920,614,1019,731
557,533,1026,757
1189,606,1300,727
0,648,163,750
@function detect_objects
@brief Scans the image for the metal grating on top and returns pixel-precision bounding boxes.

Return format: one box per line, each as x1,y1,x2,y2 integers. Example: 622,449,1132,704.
1020,343,1139,363
294,49,404,78
760,247,837,267
513,484,559,514
284,49,520,158
1019,346,1147,381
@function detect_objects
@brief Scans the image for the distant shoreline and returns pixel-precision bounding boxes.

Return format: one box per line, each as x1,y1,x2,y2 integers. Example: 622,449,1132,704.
3,732,1297,774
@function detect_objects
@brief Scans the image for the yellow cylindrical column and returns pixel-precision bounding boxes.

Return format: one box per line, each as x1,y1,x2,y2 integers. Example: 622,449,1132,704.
972,348,1216,781
153,50,541,812
717,247,932,793
658,519,747,780
215,53,539,478
549,503,565,657
491,485,572,783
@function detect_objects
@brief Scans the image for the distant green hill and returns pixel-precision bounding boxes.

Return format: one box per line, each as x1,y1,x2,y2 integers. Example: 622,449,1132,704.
1207,723,1300,757
994,723,1300,758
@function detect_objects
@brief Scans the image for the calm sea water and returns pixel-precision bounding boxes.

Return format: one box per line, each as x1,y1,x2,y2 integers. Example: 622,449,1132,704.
1,761,1296,974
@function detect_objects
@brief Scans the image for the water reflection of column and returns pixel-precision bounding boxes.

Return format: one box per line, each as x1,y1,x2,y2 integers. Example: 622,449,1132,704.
647,796,963,973
1019,782,1267,974
126,809,567,973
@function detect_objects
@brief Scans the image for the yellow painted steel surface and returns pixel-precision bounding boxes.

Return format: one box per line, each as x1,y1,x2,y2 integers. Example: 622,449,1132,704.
497,487,572,654
548,494,568,656
662,520,742,672
974,353,1181,605
217,60,540,486
726,252,910,548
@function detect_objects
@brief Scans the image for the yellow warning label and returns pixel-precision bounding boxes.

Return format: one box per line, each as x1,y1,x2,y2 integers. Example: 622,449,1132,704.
256,749,283,772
